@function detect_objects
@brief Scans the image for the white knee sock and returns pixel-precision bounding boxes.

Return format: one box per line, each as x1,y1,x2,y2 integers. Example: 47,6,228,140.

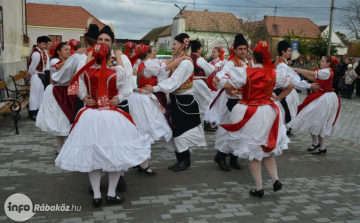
56,136,65,153
318,135,325,150
262,156,279,183
311,134,319,145
88,170,101,199
108,171,121,197
248,160,262,190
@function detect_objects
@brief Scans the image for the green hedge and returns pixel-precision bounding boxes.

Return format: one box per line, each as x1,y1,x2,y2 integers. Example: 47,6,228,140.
156,51,173,55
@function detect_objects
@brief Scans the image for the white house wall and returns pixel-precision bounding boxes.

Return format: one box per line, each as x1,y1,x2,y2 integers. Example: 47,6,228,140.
157,36,172,52
187,31,235,58
28,26,84,46
321,26,348,56
0,0,27,93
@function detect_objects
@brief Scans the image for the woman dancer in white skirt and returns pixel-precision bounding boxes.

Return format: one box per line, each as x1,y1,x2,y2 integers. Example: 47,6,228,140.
291,56,341,155
221,41,294,198
36,42,72,155
203,46,225,132
129,44,191,175
55,43,151,208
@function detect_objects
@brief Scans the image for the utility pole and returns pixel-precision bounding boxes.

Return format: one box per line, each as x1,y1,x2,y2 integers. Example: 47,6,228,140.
327,0,335,56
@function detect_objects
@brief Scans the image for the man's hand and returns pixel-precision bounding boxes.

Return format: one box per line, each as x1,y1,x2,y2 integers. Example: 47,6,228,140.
311,83,321,92
224,82,238,97
272,95,280,101
141,85,154,93
83,95,96,106
114,49,122,58
109,96,120,107
213,76,220,88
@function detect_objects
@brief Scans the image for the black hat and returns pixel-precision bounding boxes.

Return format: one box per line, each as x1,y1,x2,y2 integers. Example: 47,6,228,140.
97,25,115,42
277,40,291,55
37,36,48,44
85,24,99,40
233,34,248,49
174,33,189,44
191,40,202,51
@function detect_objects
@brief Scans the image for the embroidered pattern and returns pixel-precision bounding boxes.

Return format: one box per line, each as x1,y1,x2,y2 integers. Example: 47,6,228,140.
133,88,166,114
97,95,110,110
68,81,79,95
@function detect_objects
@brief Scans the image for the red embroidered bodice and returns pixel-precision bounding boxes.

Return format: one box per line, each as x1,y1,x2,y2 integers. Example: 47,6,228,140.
190,53,205,77
316,69,334,92
137,61,158,88
238,67,276,105
84,67,118,102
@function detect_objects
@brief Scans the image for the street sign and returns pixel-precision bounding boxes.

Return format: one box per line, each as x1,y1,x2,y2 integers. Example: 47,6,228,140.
291,41,298,51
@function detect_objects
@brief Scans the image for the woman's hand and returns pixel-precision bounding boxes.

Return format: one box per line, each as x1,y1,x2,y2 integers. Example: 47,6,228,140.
141,85,154,93
83,95,96,106
213,76,220,87
224,82,238,97
109,96,120,107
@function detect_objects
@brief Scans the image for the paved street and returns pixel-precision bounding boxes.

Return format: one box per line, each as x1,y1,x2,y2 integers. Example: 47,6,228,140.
0,92,360,223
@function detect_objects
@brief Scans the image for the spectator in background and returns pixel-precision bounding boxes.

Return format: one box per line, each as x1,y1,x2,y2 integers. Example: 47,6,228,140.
355,62,360,97
339,58,350,97
305,55,311,64
344,64,357,99
351,58,358,69
294,58,307,93
305,56,319,95
333,56,343,95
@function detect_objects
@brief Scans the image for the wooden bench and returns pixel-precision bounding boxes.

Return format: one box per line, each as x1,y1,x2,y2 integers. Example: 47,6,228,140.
9,71,30,99
0,79,29,134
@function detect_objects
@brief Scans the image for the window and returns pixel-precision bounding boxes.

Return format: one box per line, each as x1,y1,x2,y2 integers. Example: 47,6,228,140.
48,35,62,43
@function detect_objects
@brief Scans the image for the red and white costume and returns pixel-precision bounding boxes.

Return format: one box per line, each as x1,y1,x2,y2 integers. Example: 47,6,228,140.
36,52,84,136
55,53,151,172
220,62,290,161
203,57,223,123
190,53,215,114
128,58,173,142
213,57,253,155
28,47,46,110
288,68,341,137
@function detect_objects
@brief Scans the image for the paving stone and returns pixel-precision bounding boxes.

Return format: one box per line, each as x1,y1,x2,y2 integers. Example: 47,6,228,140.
1,92,360,222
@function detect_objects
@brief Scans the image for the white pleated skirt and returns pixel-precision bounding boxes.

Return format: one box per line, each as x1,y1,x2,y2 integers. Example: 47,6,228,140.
55,108,152,172
36,84,71,136
128,93,172,142
218,103,290,161
288,92,340,137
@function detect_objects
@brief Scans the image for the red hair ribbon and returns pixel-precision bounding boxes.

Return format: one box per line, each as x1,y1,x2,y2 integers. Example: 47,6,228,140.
217,46,225,61
228,45,235,61
253,41,275,96
49,42,60,58
68,42,110,110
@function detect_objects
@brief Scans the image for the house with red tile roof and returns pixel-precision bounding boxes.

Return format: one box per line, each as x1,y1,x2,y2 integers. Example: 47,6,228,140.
142,9,242,56
246,16,321,57
27,3,105,45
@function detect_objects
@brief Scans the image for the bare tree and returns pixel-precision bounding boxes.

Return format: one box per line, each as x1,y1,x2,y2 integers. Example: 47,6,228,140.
340,0,360,40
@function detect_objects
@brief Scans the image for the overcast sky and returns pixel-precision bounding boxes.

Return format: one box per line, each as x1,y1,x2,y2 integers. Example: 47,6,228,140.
28,0,349,39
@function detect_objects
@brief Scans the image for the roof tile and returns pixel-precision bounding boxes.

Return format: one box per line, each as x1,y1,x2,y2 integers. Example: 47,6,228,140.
27,3,105,29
